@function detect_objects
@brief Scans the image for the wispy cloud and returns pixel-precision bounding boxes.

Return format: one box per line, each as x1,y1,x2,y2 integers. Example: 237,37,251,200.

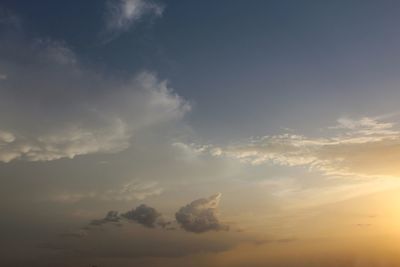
117,180,164,200
179,117,400,179
51,180,163,203
59,229,88,239
103,0,164,41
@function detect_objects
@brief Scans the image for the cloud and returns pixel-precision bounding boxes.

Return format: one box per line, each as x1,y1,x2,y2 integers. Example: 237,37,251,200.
175,193,229,233
184,117,400,179
122,204,162,228
51,180,163,203
0,7,21,31
51,192,97,204
116,180,163,200
90,210,121,226
86,195,231,232
59,229,88,238
104,0,164,41
0,30,189,163
88,204,168,229
0,130,15,143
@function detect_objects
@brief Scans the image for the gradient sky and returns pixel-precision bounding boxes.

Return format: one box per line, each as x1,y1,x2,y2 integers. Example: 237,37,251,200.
2,1,400,267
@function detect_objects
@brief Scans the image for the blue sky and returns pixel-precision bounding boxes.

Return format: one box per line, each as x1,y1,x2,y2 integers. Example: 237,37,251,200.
5,0,400,142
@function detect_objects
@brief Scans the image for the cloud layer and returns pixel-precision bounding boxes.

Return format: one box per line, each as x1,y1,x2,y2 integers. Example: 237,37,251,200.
0,32,189,163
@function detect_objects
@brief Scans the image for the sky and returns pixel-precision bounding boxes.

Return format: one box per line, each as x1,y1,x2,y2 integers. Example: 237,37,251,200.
2,1,400,266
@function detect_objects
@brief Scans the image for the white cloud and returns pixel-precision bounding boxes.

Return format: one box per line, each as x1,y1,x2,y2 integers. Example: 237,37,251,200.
184,117,400,179
0,119,130,162
0,130,15,143
51,180,163,203
0,36,189,163
51,192,97,204
116,180,163,200
104,0,164,40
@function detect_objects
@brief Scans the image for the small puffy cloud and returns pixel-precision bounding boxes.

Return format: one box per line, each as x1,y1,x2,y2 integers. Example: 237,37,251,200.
0,130,15,143
0,131,18,162
175,193,229,233
89,204,165,229
122,204,161,228
104,0,164,40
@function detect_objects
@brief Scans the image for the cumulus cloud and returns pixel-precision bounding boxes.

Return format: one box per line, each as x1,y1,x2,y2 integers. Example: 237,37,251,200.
89,204,167,229
0,29,189,163
183,117,400,179
175,193,229,233
122,204,161,228
104,0,164,41
86,195,230,233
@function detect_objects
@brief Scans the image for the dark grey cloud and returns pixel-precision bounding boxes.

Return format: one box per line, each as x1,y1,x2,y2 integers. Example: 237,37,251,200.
175,193,229,233
122,204,161,228
86,195,230,233
156,219,172,229
90,210,121,226
87,204,169,230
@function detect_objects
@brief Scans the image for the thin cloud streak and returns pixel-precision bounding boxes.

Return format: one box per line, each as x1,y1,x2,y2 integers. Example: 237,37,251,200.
180,117,400,179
